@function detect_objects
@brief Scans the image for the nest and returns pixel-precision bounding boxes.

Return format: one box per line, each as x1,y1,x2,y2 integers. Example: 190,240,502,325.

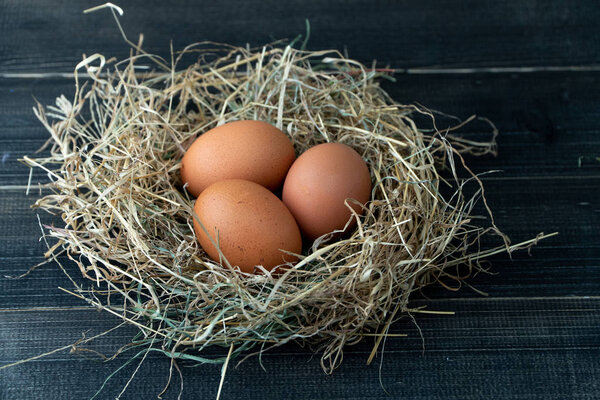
26,42,523,373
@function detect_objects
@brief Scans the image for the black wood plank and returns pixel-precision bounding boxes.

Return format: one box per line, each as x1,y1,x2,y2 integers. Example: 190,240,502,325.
1,71,600,186
3,349,599,399
0,139,48,186
3,245,600,310
1,171,598,311
0,257,87,309
2,0,600,74
384,71,600,135
2,298,599,399
3,298,599,358
3,133,598,187
3,69,600,135
3,175,596,256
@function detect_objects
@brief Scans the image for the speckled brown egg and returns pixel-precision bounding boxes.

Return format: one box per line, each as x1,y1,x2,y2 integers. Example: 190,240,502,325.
193,179,302,273
181,120,296,197
282,142,371,241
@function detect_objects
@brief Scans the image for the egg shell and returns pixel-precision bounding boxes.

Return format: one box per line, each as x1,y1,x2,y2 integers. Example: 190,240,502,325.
193,179,302,273
181,120,296,197
282,142,371,241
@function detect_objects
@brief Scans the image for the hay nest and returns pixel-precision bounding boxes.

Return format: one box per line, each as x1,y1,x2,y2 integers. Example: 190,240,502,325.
26,41,525,373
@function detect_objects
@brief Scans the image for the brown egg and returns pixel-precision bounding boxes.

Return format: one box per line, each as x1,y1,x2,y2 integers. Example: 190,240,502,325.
282,142,371,241
193,179,302,273
181,120,296,197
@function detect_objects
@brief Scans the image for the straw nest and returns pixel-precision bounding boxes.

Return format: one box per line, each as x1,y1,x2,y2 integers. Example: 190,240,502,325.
26,42,519,373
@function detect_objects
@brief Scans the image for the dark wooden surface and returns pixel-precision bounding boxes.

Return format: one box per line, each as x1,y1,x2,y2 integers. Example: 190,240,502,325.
1,1,599,399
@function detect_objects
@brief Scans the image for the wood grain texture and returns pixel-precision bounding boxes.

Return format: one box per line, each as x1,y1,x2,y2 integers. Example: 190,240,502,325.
0,168,598,308
3,349,599,399
4,72,599,135
1,71,600,187
1,298,599,399
1,0,600,399
2,0,600,74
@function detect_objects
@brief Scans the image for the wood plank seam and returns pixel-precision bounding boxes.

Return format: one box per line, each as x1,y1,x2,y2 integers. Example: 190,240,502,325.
3,65,600,80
